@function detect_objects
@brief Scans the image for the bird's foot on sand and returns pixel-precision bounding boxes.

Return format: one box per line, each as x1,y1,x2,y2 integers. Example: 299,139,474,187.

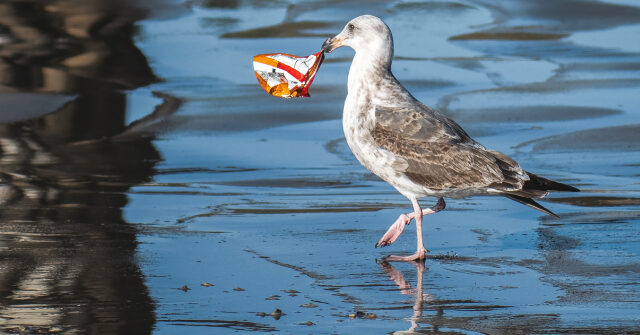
384,248,428,262
375,213,413,248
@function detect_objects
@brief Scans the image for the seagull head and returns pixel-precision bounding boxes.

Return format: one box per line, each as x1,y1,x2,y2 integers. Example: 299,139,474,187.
322,15,394,59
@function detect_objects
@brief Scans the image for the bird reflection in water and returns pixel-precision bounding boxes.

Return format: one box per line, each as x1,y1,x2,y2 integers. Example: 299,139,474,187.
0,0,180,333
377,260,445,334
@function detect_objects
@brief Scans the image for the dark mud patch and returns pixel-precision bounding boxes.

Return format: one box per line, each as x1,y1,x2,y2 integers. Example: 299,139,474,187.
245,249,330,280
133,190,247,197
227,200,406,214
440,81,640,119
526,251,640,277
473,0,640,31
520,0,640,31
426,253,473,262
450,105,621,123
450,30,568,41
157,318,276,331
200,16,239,29
540,210,640,225
554,282,635,304
228,207,381,215
536,227,581,250
138,224,226,236
176,201,397,221
430,57,487,71
155,107,341,133
470,228,491,242
492,78,640,94
373,299,510,312
219,178,357,188
523,124,640,152
546,196,640,207
221,21,335,38
394,1,475,12
323,228,367,234
324,137,346,155
155,167,259,174
401,79,457,90
561,61,640,72
325,137,364,164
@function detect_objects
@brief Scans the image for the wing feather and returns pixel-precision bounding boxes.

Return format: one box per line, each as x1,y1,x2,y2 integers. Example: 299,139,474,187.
372,104,527,192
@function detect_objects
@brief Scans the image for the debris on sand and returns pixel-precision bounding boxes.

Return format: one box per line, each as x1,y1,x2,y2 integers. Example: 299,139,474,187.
283,289,300,296
256,308,284,320
348,311,376,319
271,308,283,320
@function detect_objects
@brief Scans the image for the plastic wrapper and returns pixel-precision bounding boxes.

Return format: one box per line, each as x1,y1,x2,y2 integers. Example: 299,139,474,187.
253,51,324,98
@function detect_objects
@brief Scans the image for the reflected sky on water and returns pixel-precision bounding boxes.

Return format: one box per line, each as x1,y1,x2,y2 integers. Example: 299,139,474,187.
1,0,639,334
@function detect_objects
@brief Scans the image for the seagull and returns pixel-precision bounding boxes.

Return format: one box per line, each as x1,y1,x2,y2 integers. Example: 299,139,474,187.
321,15,579,261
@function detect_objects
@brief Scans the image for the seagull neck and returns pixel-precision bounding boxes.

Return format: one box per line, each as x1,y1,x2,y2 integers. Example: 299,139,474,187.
348,50,393,92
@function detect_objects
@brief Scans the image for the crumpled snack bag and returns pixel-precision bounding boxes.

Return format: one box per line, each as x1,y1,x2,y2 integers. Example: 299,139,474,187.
253,51,324,98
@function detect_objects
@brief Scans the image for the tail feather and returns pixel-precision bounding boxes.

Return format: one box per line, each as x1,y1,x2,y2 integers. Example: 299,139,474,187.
524,172,580,193
505,172,579,218
504,194,559,218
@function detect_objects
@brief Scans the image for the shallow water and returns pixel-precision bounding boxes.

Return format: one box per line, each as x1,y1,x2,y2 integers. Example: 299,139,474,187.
0,0,639,334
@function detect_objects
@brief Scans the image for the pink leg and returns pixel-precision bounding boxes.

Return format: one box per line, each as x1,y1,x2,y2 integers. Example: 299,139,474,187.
378,197,445,262
375,197,445,248
375,213,413,248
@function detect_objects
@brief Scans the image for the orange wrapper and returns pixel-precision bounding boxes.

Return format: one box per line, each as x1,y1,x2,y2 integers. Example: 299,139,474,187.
253,51,324,98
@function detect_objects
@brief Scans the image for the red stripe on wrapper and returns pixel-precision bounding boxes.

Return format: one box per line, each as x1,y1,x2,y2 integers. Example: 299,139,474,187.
253,51,325,98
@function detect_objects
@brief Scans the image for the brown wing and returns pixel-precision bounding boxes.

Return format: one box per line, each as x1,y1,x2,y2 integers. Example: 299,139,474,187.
372,104,527,192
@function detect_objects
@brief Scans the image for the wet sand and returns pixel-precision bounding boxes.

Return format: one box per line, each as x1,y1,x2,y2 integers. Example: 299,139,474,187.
1,0,639,334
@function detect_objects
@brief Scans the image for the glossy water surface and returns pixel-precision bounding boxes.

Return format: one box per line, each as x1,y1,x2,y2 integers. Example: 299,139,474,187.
0,0,639,334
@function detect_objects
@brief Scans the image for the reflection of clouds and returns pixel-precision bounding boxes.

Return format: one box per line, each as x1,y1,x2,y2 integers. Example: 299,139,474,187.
0,98,180,334
2,262,71,331
0,0,182,333
0,0,157,124
0,93,181,334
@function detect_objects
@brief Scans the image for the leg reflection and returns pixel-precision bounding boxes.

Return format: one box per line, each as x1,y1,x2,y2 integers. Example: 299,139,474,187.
377,259,434,334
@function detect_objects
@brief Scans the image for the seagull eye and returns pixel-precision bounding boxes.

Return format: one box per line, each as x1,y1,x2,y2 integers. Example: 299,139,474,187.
348,24,355,32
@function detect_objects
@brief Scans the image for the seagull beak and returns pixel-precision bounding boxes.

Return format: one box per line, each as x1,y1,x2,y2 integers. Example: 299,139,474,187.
322,35,344,53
